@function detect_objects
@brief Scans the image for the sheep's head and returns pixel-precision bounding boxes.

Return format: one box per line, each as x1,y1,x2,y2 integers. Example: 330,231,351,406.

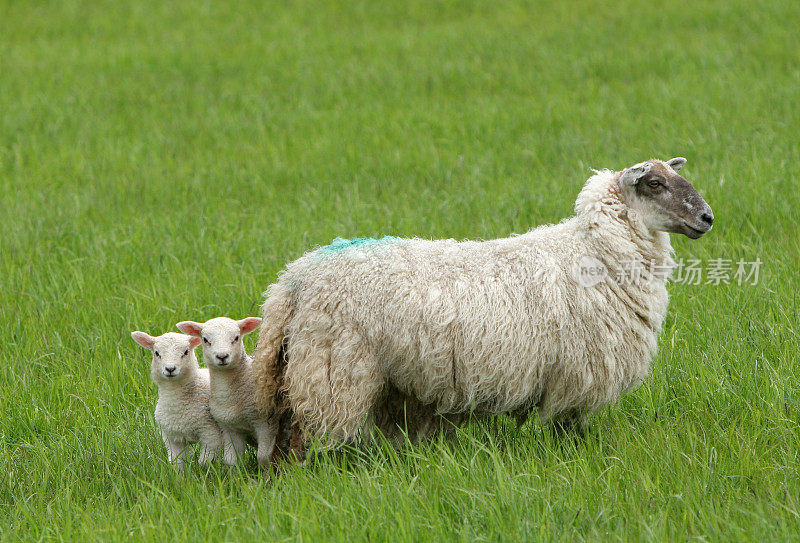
618,157,713,239
176,317,262,370
131,331,202,383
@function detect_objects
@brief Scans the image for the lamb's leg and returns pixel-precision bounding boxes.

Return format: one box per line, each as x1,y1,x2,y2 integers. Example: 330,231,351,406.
198,430,221,466
163,432,187,471
221,429,236,465
198,444,215,466
222,429,248,465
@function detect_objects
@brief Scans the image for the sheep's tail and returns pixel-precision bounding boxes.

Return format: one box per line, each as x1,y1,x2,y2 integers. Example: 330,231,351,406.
253,282,294,419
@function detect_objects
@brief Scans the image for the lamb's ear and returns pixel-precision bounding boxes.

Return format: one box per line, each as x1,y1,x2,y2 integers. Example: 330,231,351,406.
237,317,262,335
666,157,687,172
176,321,203,337
619,162,652,186
131,331,156,350
187,336,203,349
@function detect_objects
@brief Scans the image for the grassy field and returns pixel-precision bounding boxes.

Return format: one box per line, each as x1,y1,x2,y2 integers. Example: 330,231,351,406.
2,0,799,540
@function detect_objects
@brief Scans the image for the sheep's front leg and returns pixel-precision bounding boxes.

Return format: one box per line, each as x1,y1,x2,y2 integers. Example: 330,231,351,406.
552,409,587,439
198,430,222,467
163,432,188,470
254,422,277,468
222,428,247,465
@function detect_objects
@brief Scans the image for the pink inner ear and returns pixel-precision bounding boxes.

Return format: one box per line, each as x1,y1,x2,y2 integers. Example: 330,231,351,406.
131,332,155,349
188,336,202,348
239,317,262,335
176,321,203,337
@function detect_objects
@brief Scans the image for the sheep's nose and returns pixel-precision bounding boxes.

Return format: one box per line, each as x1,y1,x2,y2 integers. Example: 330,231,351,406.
700,212,714,226
216,354,229,362
165,366,176,374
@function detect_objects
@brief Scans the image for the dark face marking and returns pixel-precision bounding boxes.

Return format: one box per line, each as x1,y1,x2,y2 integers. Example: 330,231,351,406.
633,162,714,239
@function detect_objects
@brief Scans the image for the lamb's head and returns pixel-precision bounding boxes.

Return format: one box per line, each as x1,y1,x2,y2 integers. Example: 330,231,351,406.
131,331,202,384
176,317,262,370
618,157,714,239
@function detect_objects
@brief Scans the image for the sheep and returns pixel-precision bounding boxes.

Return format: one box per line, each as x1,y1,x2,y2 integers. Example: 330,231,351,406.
175,317,276,468
253,157,714,453
130,331,223,469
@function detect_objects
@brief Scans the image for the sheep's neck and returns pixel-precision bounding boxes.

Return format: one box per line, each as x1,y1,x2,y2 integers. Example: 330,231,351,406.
584,183,674,272
208,357,253,399
156,372,203,405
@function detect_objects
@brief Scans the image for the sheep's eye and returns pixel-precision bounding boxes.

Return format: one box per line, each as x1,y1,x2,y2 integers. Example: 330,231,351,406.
647,179,660,188
203,337,210,344
183,349,189,356
232,336,239,344
154,351,160,357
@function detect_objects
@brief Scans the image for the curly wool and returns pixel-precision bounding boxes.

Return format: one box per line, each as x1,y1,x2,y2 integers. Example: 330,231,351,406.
254,169,674,445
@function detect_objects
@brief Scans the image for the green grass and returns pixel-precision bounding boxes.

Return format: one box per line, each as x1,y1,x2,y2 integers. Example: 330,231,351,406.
2,0,799,540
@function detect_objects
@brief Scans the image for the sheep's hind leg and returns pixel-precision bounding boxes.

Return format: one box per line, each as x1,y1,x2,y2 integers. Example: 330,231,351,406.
269,408,294,463
285,327,383,446
287,420,307,463
269,416,307,466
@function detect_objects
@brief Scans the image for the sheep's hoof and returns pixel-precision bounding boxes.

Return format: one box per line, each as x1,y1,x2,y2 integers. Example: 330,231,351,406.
551,413,587,440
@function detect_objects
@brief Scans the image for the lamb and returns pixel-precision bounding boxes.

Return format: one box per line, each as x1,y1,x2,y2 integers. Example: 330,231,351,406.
176,317,276,468
253,157,714,452
130,331,223,469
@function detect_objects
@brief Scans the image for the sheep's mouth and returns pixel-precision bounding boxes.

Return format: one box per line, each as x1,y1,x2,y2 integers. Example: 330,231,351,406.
682,222,709,239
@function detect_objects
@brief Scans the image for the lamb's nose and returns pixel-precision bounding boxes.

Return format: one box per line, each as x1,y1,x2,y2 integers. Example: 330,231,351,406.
165,366,176,374
700,212,714,226
216,354,229,362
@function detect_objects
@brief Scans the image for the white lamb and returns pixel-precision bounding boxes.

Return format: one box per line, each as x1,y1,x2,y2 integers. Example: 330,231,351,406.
176,317,275,468
253,157,714,454
131,331,222,469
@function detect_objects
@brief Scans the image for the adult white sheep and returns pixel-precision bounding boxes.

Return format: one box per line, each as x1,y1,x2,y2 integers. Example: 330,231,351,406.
131,331,222,469
176,317,275,468
254,157,714,452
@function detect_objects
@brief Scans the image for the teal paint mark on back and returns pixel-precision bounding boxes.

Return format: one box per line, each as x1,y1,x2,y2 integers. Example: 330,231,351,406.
317,236,401,255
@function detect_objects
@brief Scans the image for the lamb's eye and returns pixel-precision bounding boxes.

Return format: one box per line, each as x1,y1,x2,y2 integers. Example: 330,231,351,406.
183,349,189,356
647,180,660,188
154,351,160,357
232,336,239,344
203,337,210,344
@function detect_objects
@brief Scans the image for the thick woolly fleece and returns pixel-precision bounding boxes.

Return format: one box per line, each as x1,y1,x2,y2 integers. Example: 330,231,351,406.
254,168,674,446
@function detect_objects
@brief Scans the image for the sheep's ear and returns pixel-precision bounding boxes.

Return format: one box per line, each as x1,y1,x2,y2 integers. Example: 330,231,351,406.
176,321,203,337
131,331,156,350
619,162,652,186
187,336,203,349
666,157,687,172
237,317,262,335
